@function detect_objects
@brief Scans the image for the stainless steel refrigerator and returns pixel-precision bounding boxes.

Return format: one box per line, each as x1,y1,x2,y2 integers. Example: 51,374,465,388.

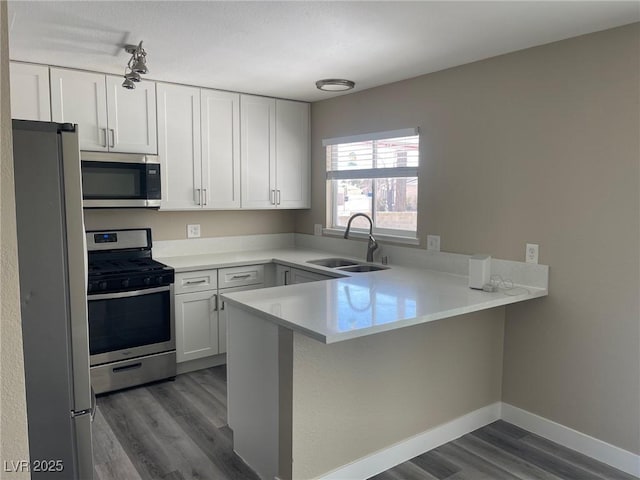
12,120,94,479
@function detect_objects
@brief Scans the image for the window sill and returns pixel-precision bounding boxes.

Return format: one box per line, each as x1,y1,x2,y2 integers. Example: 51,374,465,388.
322,228,421,246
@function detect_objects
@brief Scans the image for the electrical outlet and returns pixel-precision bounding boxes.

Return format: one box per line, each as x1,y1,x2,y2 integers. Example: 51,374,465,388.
526,243,539,264
187,224,201,239
427,235,441,252
314,224,323,236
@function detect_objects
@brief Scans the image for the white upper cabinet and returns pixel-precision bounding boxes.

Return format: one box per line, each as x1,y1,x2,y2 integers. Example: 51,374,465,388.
106,75,157,154
240,95,310,209
50,68,157,153
157,82,201,210
51,68,108,151
201,89,241,209
159,85,242,211
240,95,276,209
276,99,310,209
9,62,51,121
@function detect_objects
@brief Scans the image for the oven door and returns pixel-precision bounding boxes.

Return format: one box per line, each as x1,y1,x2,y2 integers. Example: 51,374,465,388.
88,285,175,366
81,158,161,208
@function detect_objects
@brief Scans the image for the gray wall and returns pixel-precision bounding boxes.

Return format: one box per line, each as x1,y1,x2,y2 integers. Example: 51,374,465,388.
0,0,30,475
297,23,640,454
291,310,504,479
84,209,295,241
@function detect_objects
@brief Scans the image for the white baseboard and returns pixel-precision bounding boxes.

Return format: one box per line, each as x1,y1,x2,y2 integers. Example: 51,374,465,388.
502,403,640,478
315,402,639,480
316,402,502,480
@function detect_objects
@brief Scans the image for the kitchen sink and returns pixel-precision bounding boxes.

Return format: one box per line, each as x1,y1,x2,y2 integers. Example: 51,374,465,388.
307,258,360,268
337,264,390,273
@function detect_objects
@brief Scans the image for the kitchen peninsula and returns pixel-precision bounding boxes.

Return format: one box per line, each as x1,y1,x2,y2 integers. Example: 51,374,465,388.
159,236,549,480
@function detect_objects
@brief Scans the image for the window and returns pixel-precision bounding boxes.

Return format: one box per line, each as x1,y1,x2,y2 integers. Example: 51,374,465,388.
325,128,419,239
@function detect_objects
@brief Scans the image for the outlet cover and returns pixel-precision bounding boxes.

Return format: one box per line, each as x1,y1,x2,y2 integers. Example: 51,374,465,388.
427,235,441,251
525,243,539,264
314,224,323,236
187,224,201,238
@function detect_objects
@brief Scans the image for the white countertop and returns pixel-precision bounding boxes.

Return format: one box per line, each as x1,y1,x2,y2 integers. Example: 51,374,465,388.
158,247,548,344
158,248,349,274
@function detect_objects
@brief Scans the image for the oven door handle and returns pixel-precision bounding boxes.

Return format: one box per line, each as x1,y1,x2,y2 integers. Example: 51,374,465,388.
88,285,171,301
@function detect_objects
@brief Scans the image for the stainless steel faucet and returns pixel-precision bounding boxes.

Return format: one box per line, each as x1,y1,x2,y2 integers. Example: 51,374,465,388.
343,213,379,262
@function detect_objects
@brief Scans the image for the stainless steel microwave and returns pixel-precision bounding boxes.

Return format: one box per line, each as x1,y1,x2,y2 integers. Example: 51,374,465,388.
80,152,161,208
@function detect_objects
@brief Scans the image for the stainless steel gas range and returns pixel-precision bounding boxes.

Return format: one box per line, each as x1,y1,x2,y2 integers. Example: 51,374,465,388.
86,228,176,394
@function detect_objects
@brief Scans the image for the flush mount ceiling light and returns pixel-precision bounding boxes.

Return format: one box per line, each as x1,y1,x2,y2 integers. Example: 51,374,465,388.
122,41,149,89
315,79,355,92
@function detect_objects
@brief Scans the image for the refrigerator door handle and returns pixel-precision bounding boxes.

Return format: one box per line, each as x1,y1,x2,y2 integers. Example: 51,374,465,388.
61,128,93,413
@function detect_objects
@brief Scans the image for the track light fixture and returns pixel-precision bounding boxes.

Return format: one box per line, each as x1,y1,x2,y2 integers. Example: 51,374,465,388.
122,41,149,89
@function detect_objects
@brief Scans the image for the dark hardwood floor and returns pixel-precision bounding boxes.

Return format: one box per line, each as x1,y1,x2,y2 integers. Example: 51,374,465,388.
93,366,636,480
93,366,259,480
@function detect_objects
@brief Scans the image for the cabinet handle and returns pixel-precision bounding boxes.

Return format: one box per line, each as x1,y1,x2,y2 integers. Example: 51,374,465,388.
195,188,201,206
276,189,281,205
109,129,115,148
112,362,142,373
102,128,108,147
221,300,225,311
185,279,207,285
202,188,207,206
231,274,251,279
284,270,289,286
212,294,219,312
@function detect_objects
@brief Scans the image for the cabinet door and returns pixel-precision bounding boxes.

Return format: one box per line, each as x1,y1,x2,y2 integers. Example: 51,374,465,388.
275,100,310,208
157,83,202,210
218,282,265,354
201,89,240,208
275,264,291,286
290,267,332,284
175,290,219,362
106,75,157,154
9,63,51,121
50,68,108,151
240,95,276,209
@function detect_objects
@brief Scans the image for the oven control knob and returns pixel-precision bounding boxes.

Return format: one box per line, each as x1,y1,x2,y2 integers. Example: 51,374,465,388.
121,279,130,288
99,281,107,290
156,276,164,285
143,277,151,286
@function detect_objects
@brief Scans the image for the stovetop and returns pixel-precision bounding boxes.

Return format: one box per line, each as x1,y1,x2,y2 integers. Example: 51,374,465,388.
88,257,168,276
86,228,174,294
87,258,174,294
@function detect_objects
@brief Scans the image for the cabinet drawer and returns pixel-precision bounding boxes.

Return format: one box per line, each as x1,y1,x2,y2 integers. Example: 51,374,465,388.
218,265,264,289
175,269,217,294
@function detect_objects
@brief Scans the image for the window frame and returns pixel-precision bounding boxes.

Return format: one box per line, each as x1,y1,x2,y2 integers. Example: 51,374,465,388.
324,128,420,240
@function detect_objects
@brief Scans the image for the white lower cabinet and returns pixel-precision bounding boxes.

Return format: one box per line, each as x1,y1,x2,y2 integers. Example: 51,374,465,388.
275,264,291,286
175,290,219,362
275,264,334,285
174,265,265,362
290,268,332,284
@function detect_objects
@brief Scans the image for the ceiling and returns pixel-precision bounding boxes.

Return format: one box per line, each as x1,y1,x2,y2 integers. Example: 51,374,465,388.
7,1,639,102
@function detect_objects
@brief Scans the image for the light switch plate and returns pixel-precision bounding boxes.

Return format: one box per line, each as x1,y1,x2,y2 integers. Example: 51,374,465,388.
314,224,323,236
526,243,539,264
187,224,201,238
427,235,441,251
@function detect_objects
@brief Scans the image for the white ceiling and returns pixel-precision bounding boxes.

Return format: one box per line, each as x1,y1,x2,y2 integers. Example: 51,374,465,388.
7,1,639,102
